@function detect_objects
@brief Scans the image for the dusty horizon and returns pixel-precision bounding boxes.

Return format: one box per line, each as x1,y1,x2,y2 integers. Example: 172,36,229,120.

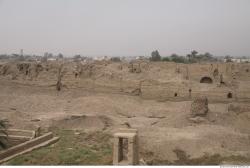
0,0,250,57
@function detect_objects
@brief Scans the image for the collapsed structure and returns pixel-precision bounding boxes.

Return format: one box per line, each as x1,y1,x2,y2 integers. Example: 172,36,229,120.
1,61,249,102
1,59,250,165
190,96,209,117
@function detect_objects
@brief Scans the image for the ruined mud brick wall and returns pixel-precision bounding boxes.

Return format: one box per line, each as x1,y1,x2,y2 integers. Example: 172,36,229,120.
141,80,190,99
35,62,60,85
1,61,250,101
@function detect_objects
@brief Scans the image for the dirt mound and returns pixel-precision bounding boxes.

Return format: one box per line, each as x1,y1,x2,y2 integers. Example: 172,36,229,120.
51,115,113,131
0,63,18,77
77,63,95,78
16,63,31,74
190,96,209,117
139,125,250,164
28,63,44,78
0,62,45,80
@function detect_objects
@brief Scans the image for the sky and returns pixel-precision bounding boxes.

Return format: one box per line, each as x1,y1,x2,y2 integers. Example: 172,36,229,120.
0,0,250,57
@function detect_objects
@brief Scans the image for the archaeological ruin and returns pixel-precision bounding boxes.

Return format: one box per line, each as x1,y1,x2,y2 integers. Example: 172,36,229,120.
0,60,250,165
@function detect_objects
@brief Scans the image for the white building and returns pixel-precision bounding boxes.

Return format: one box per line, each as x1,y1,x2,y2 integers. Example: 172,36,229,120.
224,58,250,63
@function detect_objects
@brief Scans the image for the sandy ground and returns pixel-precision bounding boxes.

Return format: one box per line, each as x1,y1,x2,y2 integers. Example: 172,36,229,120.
1,78,250,164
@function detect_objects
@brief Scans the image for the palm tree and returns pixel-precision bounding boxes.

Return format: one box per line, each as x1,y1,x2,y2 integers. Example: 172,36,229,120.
0,120,8,149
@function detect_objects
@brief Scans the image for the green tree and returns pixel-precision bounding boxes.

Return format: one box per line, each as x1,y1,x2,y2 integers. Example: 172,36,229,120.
58,53,64,59
170,54,186,63
186,50,199,63
73,55,81,62
191,50,198,57
150,50,161,61
201,52,217,62
204,52,213,58
162,57,170,62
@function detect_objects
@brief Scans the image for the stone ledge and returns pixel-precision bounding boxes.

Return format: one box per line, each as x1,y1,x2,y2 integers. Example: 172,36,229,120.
0,132,59,164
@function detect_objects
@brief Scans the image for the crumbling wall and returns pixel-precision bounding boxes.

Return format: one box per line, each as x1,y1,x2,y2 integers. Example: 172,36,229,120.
128,63,141,73
128,61,150,74
0,62,45,80
1,61,250,101
190,96,209,117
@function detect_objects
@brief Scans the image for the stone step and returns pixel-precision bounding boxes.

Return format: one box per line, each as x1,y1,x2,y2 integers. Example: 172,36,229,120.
0,132,59,164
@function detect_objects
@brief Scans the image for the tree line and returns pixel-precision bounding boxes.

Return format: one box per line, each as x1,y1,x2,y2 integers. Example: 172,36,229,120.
150,50,218,63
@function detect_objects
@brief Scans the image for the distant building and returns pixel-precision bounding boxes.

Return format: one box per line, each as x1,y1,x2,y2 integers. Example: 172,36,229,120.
47,58,56,61
93,56,109,61
224,58,250,63
136,56,149,61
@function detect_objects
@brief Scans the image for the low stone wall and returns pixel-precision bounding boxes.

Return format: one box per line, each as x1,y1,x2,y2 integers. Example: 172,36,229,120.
0,132,53,161
6,129,36,139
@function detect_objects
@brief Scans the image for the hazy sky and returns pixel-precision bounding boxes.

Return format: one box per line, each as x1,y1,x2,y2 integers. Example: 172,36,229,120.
0,0,250,57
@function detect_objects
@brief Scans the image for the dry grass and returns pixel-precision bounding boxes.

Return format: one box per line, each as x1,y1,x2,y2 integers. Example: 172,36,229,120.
6,128,113,165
